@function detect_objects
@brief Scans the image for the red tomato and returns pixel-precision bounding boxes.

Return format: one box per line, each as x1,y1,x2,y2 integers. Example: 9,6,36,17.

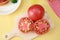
0,0,9,5
18,17,33,33
0,0,4,3
28,4,45,21
33,19,50,35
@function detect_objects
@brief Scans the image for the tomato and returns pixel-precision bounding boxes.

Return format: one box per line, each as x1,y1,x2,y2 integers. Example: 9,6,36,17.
33,19,50,35
0,0,8,3
28,4,45,21
0,0,9,5
18,17,33,33
0,0,4,3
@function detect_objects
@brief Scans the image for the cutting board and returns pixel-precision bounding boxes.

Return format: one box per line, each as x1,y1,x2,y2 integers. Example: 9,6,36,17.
0,0,60,40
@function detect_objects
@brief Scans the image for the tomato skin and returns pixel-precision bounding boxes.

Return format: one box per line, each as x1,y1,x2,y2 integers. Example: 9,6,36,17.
33,19,50,35
28,4,45,21
18,17,33,33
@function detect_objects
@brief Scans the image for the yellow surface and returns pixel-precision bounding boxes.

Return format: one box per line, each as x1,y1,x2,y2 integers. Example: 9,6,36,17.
0,0,60,40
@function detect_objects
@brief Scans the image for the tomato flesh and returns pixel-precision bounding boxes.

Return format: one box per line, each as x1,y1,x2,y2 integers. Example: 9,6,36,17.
0,0,6,3
18,17,33,33
33,19,50,34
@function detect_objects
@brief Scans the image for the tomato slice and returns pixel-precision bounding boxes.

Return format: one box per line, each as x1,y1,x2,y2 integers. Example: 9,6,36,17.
0,0,9,5
18,17,33,33
28,4,45,21
33,19,50,34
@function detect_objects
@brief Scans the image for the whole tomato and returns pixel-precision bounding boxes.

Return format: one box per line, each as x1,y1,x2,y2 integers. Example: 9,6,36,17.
28,4,45,21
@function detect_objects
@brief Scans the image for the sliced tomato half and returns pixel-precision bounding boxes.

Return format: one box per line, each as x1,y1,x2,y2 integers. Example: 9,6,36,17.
33,19,50,34
18,17,33,33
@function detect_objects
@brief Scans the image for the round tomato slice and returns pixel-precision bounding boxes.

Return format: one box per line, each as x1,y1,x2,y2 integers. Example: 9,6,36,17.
33,19,50,35
0,0,9,5
28,4,45,21
18,17,33,33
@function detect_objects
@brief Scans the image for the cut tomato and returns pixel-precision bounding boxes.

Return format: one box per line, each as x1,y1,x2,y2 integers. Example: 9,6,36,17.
18,17,33,33
33,19,50,34
0,0,9,5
